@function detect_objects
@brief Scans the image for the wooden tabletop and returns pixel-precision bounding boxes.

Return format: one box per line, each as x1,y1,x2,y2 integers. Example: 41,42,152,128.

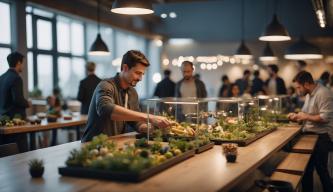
0,115,88,135
0,125,301,192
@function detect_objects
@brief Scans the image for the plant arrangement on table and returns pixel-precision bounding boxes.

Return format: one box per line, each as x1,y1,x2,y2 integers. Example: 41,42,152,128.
222,143,238,163
0,114,27,127
59,134,195,181
28,159,44,178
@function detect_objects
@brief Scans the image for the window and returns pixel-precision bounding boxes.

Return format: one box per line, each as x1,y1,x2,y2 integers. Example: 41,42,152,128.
36,19,53,50
0,2,11,44
37,54,53,96
58,57,85,98
0,1,12,75
0,48,11,74
27,7,86,98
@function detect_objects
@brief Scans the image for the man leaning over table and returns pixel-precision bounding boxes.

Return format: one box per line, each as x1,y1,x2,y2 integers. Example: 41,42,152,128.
81,50,171,142
288,71,333,192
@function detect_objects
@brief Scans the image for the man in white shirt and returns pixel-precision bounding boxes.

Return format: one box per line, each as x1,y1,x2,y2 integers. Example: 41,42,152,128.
288,71,333,192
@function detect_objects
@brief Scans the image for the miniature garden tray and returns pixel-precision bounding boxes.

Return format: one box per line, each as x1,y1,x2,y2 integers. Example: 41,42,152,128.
195,142,214,154
58,149,195,182
210,127,277,146
136,133,195,142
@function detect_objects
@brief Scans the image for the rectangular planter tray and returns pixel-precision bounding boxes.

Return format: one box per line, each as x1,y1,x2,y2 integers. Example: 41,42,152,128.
195,142,214,154
210,127,277,146
58,149,195,182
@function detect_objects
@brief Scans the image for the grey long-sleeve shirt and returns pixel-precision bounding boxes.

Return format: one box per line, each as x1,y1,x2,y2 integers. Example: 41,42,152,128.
301,84,333,141
81,73,144,142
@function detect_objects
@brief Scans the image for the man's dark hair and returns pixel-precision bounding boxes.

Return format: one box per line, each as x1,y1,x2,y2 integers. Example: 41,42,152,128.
7,51,24,68
181,61,194,69
221,75,229,82
244,69,251,76
254,70,260,77
268,64,279,74
121,50,150,70
164,69,171,76
293,71,314,84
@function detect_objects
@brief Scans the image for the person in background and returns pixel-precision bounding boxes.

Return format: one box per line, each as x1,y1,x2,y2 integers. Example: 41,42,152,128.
317,71,330,87
194,73,201,80
218,75,230,97
45,95,62,146
228,83,241,97
175,61,207,99
296,60,307,72
288,71,333,192
53,87,68,111
0,51,31,152
175,61,207,120
153,69,175,98
251,70,265,96
235,70,251,95
82,50,170,142
77,62,101,114
265,64,287,95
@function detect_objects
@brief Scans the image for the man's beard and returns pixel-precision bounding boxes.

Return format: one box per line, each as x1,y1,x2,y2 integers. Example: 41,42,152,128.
130,80,139,87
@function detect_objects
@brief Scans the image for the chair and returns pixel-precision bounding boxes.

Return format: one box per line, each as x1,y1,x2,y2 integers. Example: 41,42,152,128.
0,143,19,158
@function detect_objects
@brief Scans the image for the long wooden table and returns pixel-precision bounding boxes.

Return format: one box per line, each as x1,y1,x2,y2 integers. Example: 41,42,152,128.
0,115,88,150
0,125,301,192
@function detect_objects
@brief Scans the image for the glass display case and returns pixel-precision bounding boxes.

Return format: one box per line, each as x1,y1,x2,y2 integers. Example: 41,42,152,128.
257,95,290,122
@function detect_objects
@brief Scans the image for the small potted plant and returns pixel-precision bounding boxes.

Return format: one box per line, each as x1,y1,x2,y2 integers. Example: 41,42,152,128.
222,143,238,163
28,159,44,178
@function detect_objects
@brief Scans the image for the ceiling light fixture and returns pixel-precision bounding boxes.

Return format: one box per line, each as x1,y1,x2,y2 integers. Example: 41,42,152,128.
111,0,154,15
89,0,110,56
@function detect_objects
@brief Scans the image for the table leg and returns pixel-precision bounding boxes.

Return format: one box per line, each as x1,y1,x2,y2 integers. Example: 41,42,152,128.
76,126,81,141
51,129,57,146
29,132,36,150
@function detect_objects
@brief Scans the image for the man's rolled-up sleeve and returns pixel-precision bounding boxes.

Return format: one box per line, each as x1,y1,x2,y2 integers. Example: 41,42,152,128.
95,82,116,117
318,93,333,122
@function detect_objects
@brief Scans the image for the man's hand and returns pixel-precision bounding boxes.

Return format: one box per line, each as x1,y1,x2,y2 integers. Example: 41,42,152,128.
287,113,297,121
150,115,171,129
294,112,309,121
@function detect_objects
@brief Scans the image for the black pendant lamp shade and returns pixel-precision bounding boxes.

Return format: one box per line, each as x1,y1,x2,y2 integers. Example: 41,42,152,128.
284,37,323,60
89,0,110,56
235,40,253,59
260,42,277,61
259,14,291,41
111,0,154,15
89,33,110,55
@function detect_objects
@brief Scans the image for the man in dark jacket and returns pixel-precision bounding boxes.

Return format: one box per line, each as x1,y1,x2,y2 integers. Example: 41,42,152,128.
81,50,170,142
0,51,30,152
265,64,287,95
175,61,207,99
235,70,251,95
175,61,207,119
153,69,175,98
0,52,30,118
251,70,265,96
77,62,101,114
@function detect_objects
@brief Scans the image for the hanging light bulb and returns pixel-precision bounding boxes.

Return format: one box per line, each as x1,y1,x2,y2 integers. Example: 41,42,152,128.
259,42,278,62
111,0,154,15
259,14,291,41
284,37,323,60
89,0,110,56
235,40,253,59
234,0,252,60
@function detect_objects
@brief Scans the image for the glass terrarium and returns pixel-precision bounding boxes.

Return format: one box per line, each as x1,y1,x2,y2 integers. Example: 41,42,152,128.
144,97,206,137
257,95,290,122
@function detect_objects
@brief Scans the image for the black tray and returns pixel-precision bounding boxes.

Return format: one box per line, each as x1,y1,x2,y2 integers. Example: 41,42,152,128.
210,127,277,146
58,149,195,182
136,133,195,142
195,142,214,154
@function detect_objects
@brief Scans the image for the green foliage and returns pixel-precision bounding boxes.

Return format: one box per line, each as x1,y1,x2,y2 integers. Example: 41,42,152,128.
28,159,44,169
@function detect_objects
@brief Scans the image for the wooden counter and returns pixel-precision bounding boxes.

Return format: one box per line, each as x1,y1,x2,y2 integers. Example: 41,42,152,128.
0,115,87,135
0,125,301,192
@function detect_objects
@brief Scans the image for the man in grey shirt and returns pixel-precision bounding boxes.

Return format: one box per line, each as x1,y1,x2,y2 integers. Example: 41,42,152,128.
81,50,170,142
288,71,333,192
